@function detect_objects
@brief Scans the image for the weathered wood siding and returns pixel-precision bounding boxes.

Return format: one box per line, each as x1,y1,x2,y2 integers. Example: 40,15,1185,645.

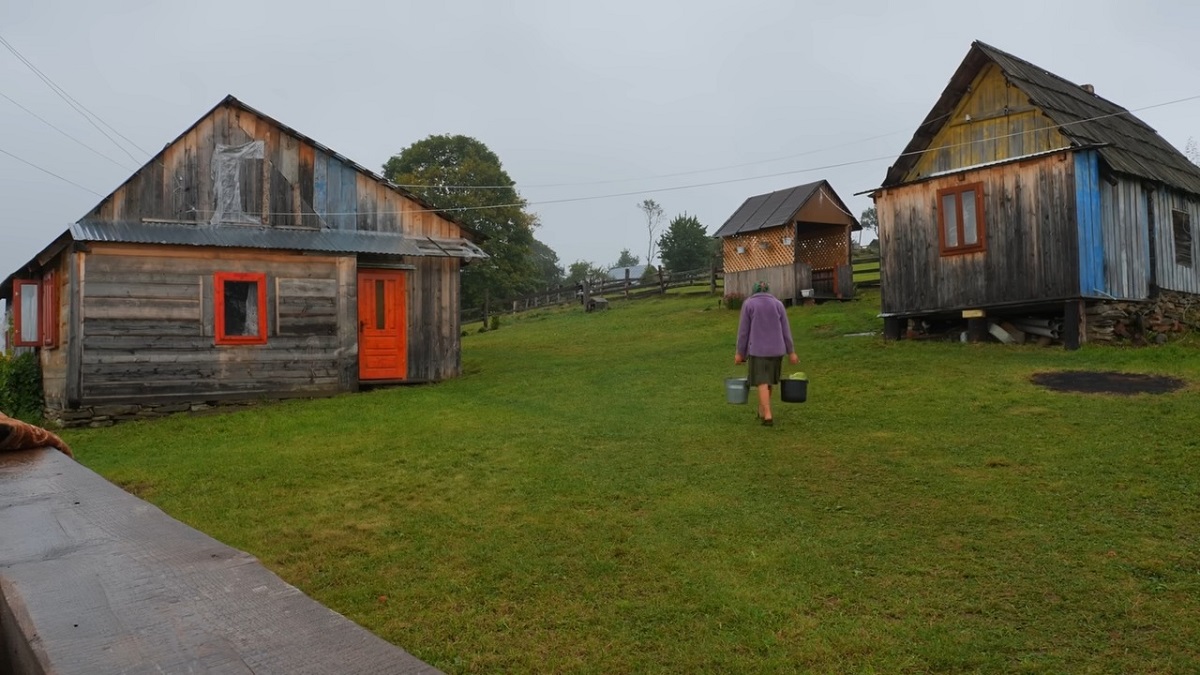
1147,185,1200,295
403,257,460,381
76,244,354,405
878,152,1079,316
726,264,801,302
904,63,1071,181
1097,175,1151,300
86,100,462,241
40,254,70,410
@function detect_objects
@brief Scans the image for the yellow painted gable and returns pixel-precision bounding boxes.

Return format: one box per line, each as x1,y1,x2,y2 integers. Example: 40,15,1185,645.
904,63,1070,182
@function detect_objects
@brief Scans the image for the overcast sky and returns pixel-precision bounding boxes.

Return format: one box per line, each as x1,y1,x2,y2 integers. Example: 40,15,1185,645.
3,0,1199,285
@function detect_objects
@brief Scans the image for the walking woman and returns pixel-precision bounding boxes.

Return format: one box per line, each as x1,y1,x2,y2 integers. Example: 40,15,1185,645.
734,281,798,426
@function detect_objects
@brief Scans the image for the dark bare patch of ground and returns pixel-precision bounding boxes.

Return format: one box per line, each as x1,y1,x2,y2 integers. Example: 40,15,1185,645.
1031,371,1187,395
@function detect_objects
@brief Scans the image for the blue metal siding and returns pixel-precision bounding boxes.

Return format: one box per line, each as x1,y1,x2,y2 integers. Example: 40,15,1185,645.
339,162,358,231
1075,150,1105,297
314,152,328,224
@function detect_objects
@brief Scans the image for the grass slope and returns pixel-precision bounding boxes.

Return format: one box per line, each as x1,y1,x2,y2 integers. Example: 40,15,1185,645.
69,292,1200,673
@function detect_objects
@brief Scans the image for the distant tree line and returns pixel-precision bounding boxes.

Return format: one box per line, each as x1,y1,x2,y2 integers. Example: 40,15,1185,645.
384,137,719,309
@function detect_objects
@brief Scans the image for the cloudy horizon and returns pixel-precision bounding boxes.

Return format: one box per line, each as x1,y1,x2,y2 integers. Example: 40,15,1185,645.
3,0,1199,292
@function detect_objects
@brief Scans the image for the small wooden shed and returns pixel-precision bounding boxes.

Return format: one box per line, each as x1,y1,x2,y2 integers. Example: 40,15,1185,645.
1,95,485,425
872,41,1200,346
715,181,860,303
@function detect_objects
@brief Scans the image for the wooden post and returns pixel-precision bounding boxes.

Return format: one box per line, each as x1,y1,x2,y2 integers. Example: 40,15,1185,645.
624,268,630,300
582,279,590,309
967,317,988,343
482,289,489,328
658,267,666,294
1063,300,1082,351
709,263,717,295
883,317,903,341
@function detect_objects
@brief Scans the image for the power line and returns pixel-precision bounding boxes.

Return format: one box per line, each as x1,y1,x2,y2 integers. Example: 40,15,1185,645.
0,145,103,196
389,114,955,191
0,90,137,171
377,92,1200,208
0,33,147,163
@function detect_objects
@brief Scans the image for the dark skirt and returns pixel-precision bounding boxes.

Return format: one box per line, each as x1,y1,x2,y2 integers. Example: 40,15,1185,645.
747,355,783,386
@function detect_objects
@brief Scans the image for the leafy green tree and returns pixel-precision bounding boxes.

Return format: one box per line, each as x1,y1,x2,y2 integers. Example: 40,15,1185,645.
530,238,564,287
566,261,608,286
614,249,640,268
657,213,712,273
383,134,539,307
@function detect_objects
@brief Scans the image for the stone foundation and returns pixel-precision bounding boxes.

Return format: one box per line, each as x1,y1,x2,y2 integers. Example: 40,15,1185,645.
1086,290,1200,345
45,399,266,429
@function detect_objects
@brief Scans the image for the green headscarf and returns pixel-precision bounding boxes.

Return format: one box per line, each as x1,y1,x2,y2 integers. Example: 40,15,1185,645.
752,281,770,293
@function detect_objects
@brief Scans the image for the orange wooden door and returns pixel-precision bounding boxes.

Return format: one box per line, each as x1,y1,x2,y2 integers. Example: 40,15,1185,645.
357,270,407,380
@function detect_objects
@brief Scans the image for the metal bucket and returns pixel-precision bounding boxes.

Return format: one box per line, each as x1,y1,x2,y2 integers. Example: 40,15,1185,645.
725,377,749,404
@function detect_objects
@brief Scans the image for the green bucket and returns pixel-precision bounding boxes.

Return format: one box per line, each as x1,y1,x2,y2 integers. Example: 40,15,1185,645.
725,377,749,404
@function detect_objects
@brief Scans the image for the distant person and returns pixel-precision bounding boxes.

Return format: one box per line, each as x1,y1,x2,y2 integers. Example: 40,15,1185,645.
734,281,798,426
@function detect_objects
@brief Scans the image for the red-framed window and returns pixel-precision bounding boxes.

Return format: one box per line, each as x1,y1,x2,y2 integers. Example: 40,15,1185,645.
12,279,42,348
214,272,268,345
937,183,986,256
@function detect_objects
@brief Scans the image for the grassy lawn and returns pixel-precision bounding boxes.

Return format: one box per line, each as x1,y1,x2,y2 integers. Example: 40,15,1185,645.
67,292,1200,673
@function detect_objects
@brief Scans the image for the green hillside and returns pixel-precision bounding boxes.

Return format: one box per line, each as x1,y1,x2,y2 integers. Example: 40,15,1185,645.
68,292,1200,673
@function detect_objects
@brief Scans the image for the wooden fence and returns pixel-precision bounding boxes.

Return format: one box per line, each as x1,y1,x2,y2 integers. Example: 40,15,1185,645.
852,257,880,287
461,266,723,325
460,257,881,326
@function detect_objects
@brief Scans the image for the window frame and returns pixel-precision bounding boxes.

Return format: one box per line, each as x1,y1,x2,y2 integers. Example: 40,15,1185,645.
214,271,268,346
1172,208,1193,268
936,182,987,256
12,279,41,348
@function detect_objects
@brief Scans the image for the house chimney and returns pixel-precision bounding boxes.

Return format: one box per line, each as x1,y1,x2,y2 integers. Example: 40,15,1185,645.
1081,83,1095,95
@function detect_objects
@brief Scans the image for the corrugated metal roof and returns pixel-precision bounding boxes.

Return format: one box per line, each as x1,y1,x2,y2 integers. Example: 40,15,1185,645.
69,221,487,259
713,182,823,238
883,41,1200,194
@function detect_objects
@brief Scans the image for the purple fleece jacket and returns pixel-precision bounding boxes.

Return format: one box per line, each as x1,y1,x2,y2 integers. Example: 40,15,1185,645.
736,292,795,357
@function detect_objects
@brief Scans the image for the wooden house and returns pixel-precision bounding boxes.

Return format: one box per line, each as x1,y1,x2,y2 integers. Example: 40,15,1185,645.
715,181,860,303
872,41,1200,346
0,96,485,425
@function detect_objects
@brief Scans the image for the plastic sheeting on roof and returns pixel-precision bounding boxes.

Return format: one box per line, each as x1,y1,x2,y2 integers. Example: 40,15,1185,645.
211,141,265,224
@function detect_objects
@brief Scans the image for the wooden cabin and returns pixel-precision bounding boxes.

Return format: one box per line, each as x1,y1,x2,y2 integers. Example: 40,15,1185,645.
715,181,860,303
0,96,485,425
872,41,1200,347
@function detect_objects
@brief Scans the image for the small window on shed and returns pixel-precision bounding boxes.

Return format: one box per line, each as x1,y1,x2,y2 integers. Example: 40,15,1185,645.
936,183,986,256
214,272,268,345
1173,209,1193,267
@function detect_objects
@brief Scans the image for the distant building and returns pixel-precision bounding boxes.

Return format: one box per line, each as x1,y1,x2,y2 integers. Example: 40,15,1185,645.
608,264,648,281
715,180,859,302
